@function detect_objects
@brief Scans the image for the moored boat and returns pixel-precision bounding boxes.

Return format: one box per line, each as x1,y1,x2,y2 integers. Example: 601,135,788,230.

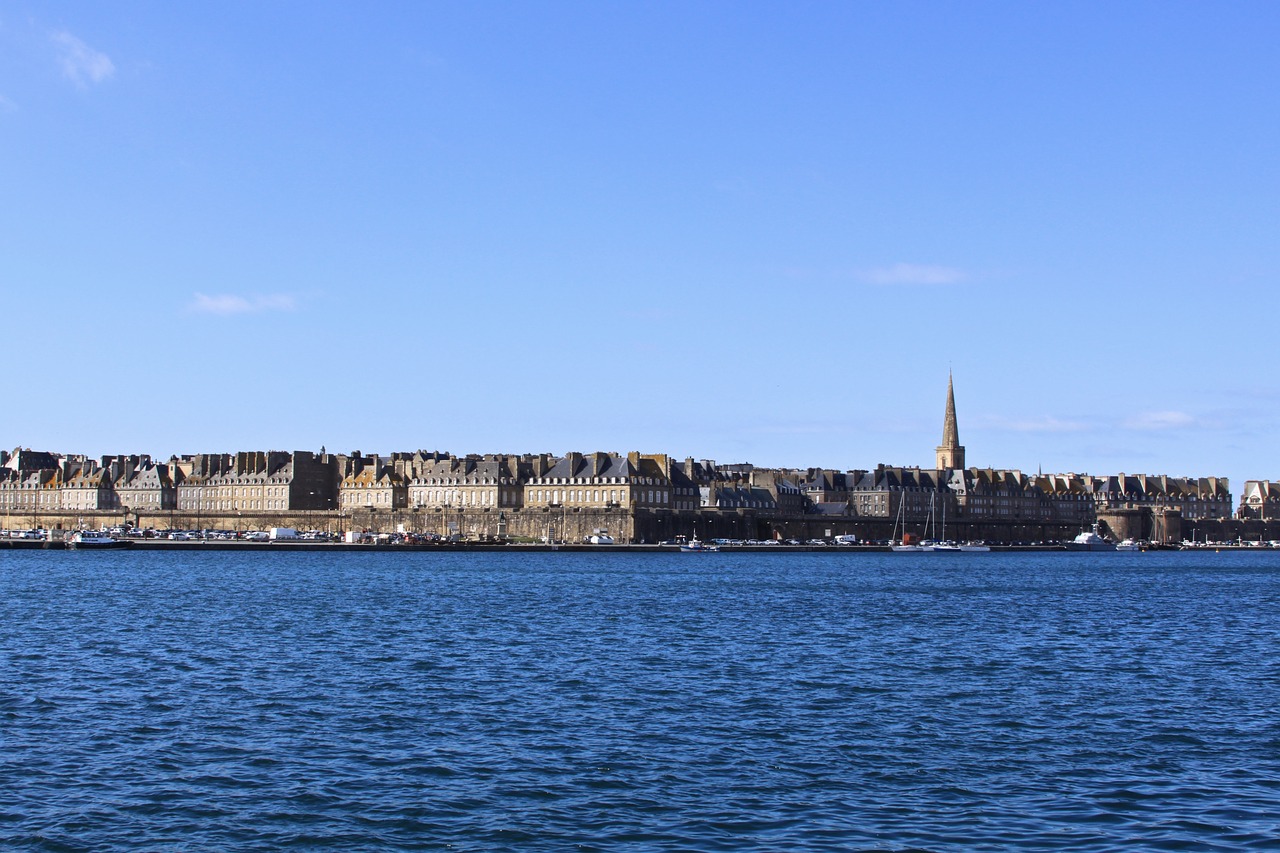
67,530,129,549
1065,524,1116,552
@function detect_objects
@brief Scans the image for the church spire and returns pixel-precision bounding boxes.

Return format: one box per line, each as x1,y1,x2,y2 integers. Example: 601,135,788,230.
936,372,965,470
942,372,959,446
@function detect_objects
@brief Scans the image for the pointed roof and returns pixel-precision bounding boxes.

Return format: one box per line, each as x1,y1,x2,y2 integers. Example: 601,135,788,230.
941,371,959,448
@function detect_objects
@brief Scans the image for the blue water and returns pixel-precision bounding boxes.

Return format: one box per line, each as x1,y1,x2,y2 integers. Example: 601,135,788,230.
2,550,1279,850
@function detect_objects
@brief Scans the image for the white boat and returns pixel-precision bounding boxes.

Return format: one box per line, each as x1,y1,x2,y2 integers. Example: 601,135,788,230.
890,491,935,552
67,530,128,549
1066,523,1116,552
894,494,970,553
679,538,720,552
889,495,919,551
1115,539,1142,552
958,541,991,552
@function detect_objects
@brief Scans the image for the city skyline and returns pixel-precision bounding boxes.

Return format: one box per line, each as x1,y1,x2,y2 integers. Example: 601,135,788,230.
0,370,1246,495
0,372,1254,485
2,3,1277,490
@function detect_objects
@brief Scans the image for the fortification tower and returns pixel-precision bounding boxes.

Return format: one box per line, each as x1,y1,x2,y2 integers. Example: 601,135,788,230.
935,372,966,470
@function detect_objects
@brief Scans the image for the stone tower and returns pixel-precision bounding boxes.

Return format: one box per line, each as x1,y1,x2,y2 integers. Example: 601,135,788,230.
935,372,966,470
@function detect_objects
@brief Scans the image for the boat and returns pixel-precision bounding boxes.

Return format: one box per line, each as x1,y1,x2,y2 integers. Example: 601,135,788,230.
926,495,961,551
1115,539,1142,552
67,530,128,549
958,541,991,552
1065,523,1116,552
895,493,969,552
679,538,720,552
889,494,922,551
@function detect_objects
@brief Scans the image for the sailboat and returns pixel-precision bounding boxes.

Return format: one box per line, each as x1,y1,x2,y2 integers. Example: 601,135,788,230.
922,493,960,552
889,493,923,552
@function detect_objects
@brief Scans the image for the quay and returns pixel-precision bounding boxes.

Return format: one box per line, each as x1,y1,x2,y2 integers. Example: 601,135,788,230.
0,538,1224,553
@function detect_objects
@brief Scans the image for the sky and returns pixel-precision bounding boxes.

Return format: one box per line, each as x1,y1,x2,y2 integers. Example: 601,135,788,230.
2,2,1278,490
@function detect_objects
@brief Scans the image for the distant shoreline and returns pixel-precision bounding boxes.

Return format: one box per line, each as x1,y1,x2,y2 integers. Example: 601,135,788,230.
2,539,1244,554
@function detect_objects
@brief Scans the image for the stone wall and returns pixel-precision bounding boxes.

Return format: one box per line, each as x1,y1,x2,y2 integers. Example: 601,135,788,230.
13,507,1279,546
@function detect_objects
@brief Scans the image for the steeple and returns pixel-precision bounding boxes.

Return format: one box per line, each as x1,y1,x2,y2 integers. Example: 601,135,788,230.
936,371,965,470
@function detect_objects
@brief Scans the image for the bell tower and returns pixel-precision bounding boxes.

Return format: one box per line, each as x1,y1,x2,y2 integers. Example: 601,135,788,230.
936,372,965,470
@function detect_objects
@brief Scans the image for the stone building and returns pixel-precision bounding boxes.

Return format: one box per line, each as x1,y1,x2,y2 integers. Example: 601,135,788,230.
667,459,703,511
795,469,856,506
406,452,528,511
1082,473,1231,520
178,451,337,515
338,453,408,514
0,448,62,518
1239,480,1280,520
111,457,178,513
0,468,61,517
753,469,808,514
523,452,672,510
850,465,949,522
60,457,117,512
707,484,776,511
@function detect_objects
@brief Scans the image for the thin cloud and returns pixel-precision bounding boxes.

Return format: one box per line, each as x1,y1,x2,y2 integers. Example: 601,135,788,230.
190,293,298,316
0,94,15,114
974,414,1092,433
1121,411,1197,431
52,31,115,88
751,421,845,436
858,263,968,286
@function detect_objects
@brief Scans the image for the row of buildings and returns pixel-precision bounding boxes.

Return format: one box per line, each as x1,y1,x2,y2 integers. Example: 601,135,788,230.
0,377,1262,538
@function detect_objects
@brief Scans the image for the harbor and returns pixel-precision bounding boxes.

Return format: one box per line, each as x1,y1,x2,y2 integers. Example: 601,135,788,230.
0,529,1248,553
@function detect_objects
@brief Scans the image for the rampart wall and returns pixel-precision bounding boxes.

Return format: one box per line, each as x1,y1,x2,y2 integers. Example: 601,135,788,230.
13,505,1271,545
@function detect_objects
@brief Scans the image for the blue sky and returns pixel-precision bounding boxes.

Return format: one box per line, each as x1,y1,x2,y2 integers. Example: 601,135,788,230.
2,2,1277,489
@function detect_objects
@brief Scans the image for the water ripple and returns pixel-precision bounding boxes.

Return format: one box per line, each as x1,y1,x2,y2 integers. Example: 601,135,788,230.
2,550,1280,849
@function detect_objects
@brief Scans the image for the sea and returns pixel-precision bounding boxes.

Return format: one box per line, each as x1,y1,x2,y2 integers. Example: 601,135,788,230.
2,548,1278,851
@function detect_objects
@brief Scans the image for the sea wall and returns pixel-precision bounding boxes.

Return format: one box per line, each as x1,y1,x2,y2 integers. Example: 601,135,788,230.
12,507,1277,545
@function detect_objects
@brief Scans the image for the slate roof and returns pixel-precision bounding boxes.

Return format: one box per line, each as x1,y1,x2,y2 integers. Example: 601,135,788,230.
541,453,635,481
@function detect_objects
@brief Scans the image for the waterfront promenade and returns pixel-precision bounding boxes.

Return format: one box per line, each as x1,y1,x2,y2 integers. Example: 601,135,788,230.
0,537,1232,553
